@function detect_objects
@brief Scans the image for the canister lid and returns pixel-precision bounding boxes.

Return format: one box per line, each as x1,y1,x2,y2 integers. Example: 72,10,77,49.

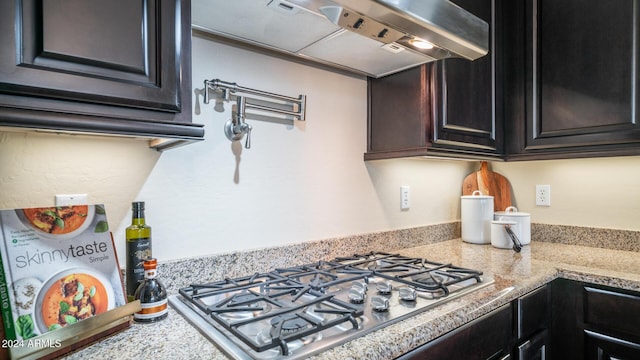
461,190,494,199
494,206,530,216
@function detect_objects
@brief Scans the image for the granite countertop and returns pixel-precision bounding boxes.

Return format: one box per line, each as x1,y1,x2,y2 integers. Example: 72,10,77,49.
63,240,640,360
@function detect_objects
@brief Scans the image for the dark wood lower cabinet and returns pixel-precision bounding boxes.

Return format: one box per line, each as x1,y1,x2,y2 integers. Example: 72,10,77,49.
396,304,512,360
395,286,550,360
396,280,640,360
551,279,640,360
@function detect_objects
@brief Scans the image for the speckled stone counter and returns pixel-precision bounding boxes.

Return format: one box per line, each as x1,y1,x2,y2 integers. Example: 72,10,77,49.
61,226,640,360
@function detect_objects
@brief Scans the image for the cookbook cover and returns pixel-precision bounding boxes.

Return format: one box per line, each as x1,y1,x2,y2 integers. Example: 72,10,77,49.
0,204,126,341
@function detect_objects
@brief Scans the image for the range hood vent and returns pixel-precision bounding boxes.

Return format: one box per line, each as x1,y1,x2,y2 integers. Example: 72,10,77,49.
192,0,489,78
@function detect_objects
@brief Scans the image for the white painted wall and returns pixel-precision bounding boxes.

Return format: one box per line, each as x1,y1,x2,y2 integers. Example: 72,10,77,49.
1,36,639,263
114,37,476,260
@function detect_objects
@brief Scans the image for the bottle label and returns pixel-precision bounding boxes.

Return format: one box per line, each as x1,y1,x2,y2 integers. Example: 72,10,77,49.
126,238,151,298
134,299,168,321
144,268,157,279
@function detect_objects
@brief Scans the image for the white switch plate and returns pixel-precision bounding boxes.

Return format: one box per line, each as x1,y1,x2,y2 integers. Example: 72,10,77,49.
55,194,88,206
535,185,551,206
400,186,410,210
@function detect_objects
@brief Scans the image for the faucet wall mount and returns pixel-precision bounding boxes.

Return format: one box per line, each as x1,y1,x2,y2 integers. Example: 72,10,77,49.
203,79,307,149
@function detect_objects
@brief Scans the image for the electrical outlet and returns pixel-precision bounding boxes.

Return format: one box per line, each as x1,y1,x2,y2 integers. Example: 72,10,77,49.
55,194,88,206
535,185,551,206
400,186,410,210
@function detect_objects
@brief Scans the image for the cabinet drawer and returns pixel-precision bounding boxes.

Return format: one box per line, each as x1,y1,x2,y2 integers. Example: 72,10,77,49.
584,286,640,337
584,330,640,360
516,285,549,339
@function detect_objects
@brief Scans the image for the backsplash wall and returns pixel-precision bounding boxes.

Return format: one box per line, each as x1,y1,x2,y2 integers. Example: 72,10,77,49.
110,36,477,261
492,157,640,231
0,35,638,263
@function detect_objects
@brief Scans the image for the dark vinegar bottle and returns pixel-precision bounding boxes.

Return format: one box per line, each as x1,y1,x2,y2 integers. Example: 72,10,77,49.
126,201,152,302
134,258,168,323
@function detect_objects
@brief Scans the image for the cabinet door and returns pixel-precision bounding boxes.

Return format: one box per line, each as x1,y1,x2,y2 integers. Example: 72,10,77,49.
0,0,203,144
549,279,583,358
516,284,549,340
550,279,640,359
429,0,503,156
508,0,640,159
366,0,502,160
517,329,548,360
367,65,432,158
396,304,512,360
1,0,180,111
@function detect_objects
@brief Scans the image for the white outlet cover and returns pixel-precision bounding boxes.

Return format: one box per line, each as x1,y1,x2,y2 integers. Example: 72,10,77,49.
535,185,551,206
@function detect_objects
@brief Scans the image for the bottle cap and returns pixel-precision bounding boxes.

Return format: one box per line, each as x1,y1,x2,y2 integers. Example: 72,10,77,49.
143,258,157,270
132,201,145,211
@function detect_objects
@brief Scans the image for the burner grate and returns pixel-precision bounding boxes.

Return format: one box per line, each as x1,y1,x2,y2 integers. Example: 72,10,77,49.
183,274,363,356
173,251,491,359
339,252,483,297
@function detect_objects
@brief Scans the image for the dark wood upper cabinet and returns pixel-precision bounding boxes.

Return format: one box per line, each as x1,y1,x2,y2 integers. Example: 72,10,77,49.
369,0,640,161
0,0,203,149
505,0,640,159
366,0,503,161
431,0,503,157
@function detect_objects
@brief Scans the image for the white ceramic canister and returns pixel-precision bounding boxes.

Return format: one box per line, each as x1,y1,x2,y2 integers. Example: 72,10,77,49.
491,220,518,249
461,190,494,244
494,206,531,245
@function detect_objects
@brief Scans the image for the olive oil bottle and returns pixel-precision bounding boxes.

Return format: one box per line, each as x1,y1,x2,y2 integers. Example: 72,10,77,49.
126,201,152,302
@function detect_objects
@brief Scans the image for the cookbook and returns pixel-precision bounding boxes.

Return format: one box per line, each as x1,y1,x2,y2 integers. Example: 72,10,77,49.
0,204,126,342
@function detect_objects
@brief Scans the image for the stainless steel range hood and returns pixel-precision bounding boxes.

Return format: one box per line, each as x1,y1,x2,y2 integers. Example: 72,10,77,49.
192,0,489,78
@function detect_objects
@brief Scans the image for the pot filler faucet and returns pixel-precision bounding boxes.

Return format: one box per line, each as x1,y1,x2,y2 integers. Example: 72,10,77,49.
203,79,307,149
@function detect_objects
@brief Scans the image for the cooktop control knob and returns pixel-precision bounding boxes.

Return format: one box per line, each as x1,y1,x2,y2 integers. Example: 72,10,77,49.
399,287,417,301
371,296,390,312
352,281,368,292
348,287,366,303
376,281,392,294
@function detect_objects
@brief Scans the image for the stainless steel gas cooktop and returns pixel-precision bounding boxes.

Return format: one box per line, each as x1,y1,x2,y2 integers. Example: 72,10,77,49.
169,252,494,359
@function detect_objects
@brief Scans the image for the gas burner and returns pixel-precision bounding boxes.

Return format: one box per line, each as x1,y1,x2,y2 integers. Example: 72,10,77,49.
271,314,310,336
228,293,261,305
209,294,273,321
411,273,445,287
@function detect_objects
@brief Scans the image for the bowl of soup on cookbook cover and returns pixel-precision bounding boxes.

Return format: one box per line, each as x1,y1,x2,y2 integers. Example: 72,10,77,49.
18,205,95,240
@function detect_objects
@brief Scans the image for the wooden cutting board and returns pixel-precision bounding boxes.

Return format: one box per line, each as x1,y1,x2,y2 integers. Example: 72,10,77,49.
462,161,512,212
